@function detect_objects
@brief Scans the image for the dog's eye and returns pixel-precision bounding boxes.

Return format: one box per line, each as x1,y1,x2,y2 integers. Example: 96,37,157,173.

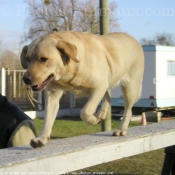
40,57,48,62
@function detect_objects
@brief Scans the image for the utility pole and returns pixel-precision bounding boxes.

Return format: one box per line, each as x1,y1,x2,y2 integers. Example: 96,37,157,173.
44,0,50,5
100,0,111,131
100,0,109,35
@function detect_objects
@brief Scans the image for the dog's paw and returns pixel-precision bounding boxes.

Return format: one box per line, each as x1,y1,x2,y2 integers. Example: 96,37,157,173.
95,116,104,124
95,110,107,124
113,129,127,136
30,137,48,148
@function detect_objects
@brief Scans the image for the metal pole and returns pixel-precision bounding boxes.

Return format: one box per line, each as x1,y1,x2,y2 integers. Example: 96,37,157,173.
100,0,111,131
70,92,74,117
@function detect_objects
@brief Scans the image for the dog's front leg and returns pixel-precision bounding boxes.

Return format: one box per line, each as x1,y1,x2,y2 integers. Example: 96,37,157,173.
95,91,110,121
81,88,107,125
30,86,64,148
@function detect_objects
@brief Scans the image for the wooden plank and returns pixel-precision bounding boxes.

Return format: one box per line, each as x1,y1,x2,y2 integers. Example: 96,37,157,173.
1,68,6,95
0,121,175,174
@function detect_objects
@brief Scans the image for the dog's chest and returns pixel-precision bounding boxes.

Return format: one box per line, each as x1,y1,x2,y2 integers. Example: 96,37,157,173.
55,80,91,97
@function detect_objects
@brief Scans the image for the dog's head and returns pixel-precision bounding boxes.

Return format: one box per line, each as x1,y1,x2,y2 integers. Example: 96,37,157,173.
21,37,79,91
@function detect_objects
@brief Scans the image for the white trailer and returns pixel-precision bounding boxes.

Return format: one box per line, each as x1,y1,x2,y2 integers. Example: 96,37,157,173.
111,45,175,111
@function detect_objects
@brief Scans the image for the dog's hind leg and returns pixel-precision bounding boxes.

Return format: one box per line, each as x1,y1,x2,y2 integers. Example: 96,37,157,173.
113,74,142,136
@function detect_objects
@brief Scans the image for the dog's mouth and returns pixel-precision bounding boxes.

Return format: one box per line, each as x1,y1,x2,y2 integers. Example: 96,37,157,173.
31,74,54,91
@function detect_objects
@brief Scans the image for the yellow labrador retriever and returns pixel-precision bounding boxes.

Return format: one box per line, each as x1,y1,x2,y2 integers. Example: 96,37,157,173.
21,31,144,148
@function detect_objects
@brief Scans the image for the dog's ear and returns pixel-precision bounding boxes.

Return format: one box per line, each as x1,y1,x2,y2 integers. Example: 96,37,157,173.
56,41,79,63
20,45,28,69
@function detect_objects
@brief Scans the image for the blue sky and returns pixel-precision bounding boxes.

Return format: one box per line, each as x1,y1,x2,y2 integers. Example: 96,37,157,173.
0,0,175,51
114,0,175,41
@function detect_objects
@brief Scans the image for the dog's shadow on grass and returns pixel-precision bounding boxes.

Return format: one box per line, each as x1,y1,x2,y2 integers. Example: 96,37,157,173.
51,136,66,139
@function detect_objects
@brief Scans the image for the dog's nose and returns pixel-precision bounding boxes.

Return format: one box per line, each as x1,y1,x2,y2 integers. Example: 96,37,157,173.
23,74,32,85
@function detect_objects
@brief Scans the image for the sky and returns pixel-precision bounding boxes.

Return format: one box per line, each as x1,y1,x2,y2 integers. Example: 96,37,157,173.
0,0,175,51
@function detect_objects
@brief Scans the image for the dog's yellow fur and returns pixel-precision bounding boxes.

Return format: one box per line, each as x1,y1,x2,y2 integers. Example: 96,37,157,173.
21,31,144,148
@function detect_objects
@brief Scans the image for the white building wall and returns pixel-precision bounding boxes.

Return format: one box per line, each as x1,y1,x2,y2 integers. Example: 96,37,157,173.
156,49,175,99
111,86,122,98
141,51,156,99
111,46,175,101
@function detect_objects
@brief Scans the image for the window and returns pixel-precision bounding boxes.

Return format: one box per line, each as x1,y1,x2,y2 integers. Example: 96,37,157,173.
168,61,175,76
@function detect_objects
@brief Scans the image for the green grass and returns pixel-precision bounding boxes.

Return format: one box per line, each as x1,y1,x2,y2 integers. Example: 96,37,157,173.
34,117,165,175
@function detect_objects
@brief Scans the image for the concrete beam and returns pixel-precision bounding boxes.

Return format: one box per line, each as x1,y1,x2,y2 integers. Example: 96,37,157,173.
1,121,175,174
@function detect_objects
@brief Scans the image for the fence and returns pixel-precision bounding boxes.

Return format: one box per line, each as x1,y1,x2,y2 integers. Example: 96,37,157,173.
0,68,88,111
